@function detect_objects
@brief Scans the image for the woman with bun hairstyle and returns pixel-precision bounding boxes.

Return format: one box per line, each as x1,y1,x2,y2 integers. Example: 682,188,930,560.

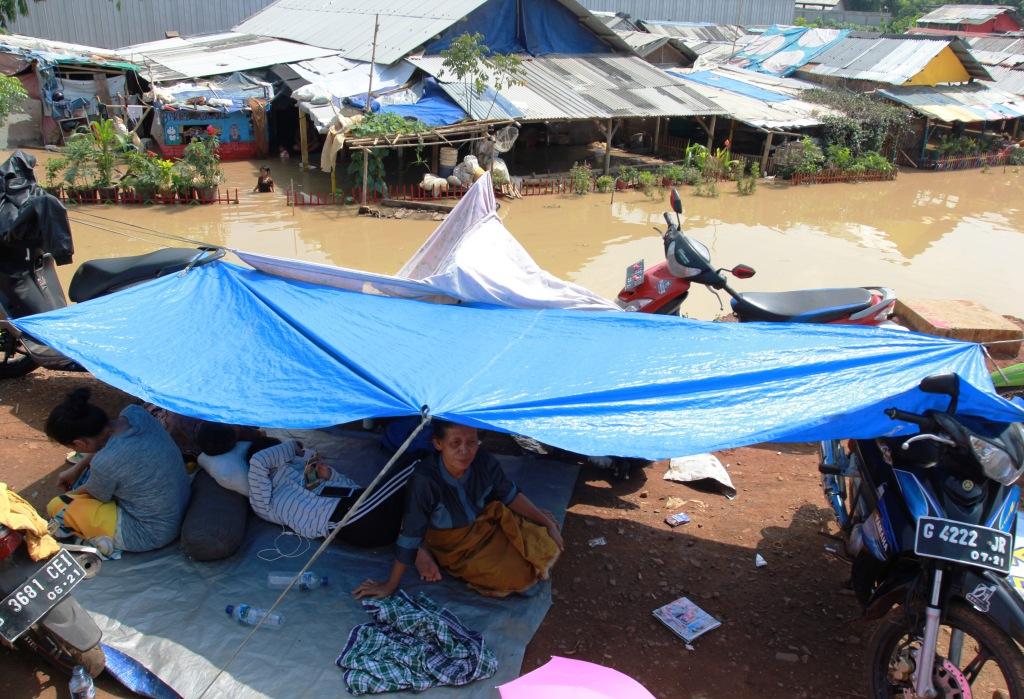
45,389,191,553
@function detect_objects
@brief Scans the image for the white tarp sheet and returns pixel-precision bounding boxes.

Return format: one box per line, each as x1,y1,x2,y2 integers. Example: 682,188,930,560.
239,174,618,311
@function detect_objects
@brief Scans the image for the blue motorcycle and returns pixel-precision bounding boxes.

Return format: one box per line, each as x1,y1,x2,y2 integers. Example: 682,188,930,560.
819,374,1024,698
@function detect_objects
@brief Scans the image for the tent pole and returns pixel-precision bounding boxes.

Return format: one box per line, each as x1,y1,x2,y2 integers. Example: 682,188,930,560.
299,109,308,171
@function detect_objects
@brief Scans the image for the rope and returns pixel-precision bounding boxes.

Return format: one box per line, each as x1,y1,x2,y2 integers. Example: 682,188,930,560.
196,408,433,699
67,210,220,250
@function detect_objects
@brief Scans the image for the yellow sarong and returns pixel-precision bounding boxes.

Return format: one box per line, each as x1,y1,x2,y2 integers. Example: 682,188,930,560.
424,501,560,597
47,493,117,541
0,482,60,561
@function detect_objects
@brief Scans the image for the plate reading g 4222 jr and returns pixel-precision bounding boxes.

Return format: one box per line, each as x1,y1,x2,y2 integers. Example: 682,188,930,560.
914,517,1013,574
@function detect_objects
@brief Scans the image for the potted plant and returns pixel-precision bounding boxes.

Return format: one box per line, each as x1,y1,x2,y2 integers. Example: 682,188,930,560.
183,131,224,203
43,157,66,196
617,166,638,189
90,119,126,202
123,150,164,202
61,132,98,203
595,174,614,193
171,162,195,202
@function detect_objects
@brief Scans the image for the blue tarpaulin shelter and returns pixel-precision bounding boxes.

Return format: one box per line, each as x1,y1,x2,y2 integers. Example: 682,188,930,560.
345,79,466,127
14,262,1022,459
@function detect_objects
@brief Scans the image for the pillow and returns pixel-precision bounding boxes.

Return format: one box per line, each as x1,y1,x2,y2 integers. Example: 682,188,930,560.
197,440,251,496
180,470,248,562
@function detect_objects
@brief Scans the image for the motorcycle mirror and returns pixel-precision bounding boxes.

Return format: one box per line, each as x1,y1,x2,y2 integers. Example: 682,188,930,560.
670,187,683,211
731,264,756,279
919,374,960,414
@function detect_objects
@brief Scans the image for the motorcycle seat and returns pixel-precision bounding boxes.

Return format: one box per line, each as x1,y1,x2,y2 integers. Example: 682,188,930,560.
731,288,874,323
69,248,202,302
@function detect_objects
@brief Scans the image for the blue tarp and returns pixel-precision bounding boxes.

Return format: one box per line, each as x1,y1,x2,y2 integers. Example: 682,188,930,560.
734,25,849,77
346,79,466,126
671,70,790,103
425,0,609,56
14,262,1022,459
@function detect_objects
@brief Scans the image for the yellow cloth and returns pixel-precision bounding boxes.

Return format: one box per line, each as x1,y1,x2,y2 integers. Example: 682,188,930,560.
47,494,117,541
424,501,560,598
0,483,60,561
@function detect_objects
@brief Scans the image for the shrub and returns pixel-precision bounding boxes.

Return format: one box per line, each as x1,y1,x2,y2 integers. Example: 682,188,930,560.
825,144,854,170
774,137,824,178
1008,148,1024,166
854,151,893,174
681,166,703,185
568,161,593,195
618,165,639,186
694,175,718,198
595,174,614,193
737,176,756,196
636,170,658,197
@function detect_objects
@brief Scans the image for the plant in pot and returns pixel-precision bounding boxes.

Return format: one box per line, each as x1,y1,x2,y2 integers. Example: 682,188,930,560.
595,174,614,193
171,161,196,202
61,132,99,203
123,150,164,202
43,156,66,196
90,118,127,202
617,165,639,189
183,132,224,203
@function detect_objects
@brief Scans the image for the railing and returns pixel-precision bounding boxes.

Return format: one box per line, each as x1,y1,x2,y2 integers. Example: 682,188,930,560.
930,151,1012,171
790,168,897,185
57,188,239,205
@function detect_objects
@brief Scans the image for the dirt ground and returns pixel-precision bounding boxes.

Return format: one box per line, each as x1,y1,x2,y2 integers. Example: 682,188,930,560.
1,326,1021,698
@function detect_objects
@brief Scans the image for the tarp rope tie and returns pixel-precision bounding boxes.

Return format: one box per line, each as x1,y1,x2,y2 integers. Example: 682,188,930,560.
196,407,433,699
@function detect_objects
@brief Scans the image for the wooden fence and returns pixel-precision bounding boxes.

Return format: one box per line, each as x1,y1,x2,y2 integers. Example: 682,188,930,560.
790,169,897,186
58,188,239,205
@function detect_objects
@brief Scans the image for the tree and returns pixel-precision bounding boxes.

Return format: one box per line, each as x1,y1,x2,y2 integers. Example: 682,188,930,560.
0,0,29,25
0,75,26,125
439,33,526,120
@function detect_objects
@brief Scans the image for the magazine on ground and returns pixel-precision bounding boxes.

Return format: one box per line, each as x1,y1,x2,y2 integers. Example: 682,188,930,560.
652,597,721,643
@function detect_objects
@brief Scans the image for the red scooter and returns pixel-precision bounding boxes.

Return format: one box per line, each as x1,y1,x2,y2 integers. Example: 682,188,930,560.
617,190,896,325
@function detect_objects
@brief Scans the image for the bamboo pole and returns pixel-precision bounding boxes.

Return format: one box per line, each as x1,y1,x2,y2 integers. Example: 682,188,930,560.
361,15,380,206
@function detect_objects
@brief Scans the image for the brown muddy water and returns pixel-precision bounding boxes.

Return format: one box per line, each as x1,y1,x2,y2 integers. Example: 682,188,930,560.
17,150,1024,320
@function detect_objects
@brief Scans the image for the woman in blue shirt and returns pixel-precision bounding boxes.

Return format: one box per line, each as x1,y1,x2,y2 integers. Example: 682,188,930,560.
353,421,563,599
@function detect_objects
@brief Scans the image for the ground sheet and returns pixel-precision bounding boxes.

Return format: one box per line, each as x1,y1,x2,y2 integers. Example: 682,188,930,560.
70,429,578,698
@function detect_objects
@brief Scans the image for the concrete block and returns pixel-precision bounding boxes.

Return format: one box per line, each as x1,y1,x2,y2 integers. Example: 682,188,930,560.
895,298,1022,358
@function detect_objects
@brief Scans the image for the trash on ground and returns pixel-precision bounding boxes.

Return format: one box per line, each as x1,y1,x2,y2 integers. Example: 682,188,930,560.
652,597,721,643
664,512,691,527
665,496,687,509
663,454,736,499
755,553,767,568
588,536,607,547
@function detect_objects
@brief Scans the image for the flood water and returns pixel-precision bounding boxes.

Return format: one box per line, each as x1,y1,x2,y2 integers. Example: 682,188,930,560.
17,150,1024,320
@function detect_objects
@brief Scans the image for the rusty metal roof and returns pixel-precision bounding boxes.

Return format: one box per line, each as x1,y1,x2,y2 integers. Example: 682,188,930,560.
799,35,990,84
878,83,1024,122
410,53,725,121
918,4,1020,26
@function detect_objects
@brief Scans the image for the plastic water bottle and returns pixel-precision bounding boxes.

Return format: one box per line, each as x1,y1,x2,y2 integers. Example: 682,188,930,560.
69,665,96,699
225,604,285,629
267,571,329,591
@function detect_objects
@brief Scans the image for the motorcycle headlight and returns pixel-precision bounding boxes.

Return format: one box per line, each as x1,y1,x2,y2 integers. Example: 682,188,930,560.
969,434,1023,486
621,298,653,312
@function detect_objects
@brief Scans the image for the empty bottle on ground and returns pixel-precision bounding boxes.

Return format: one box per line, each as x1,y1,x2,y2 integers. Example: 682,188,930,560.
225,604,285,628
69,665,96,699
267,570,328,590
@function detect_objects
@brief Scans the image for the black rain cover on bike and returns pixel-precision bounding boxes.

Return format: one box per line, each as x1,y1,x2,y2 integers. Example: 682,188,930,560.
0,151,73,265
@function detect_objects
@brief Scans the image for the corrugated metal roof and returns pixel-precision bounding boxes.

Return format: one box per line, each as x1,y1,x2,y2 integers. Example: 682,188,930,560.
800,36,990,84
591,11,641,32
918,4,1018,26
577,0,794,26
0,33,135,69
968,36,1024,54
969,49,1024,67
616,31,695,62
986,65,1024,96
410,53,725,120
638,21,747,43
5,0,275,50
121,32,340,82
670,65,839,129
878,84,1024,122
235,0,630,64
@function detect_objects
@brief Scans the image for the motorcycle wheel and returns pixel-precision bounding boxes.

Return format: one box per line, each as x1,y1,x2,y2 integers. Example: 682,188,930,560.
19,626,106,677
0,328,38,379
866,602,1024,698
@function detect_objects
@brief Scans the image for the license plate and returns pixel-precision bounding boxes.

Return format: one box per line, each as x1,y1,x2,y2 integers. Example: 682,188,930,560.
623,260,644,291
0,549,86,642
914,517,1013,574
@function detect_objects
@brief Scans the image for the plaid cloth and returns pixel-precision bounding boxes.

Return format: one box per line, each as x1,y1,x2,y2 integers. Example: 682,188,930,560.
336,591,497,695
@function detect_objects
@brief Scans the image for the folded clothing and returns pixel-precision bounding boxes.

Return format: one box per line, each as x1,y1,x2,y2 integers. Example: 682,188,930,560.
337,591,497,695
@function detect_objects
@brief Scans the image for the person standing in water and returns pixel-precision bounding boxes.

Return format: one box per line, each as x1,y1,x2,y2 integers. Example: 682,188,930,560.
253,166,275,193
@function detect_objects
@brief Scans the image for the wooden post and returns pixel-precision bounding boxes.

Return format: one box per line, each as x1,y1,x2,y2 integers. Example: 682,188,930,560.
920,117,931,163
604,117,613,176
365,15,380,112
760,131,774,173
299,109,309,170
706,115,717,151
727,119,735,146
361,149,370,205
1013,117,1020,140
330,168,336,195
432,144,439,173
653,117,661,156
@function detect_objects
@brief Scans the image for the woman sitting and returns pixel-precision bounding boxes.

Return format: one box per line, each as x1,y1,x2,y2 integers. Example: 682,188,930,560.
46,389,191,553
353,421,563,599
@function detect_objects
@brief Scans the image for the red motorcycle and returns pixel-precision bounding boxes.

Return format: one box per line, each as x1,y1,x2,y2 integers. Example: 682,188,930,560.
617,190,896,325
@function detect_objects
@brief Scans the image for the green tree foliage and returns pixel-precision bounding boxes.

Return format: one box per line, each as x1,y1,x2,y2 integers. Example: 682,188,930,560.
439,33,526,119
804,88,913,157
0,74,26,125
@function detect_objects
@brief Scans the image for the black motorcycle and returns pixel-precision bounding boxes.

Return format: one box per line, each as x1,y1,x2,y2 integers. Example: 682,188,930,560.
819,374,1024,698
0,150,222,378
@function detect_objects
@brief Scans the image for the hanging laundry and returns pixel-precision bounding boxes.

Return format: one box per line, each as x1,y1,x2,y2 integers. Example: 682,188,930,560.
336,591,497,695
